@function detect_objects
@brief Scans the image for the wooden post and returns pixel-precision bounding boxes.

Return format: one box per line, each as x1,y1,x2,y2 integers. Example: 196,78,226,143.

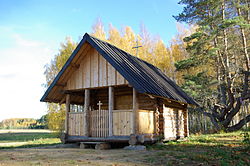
83,89,90,136
132,88,138,134
65,94,70,135
184,108,189,137
108,86,114,137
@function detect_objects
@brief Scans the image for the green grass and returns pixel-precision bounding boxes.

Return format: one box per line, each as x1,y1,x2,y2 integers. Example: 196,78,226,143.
0,129,61,149
147,131,250,166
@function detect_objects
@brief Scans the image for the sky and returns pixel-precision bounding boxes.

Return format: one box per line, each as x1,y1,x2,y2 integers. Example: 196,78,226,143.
0,0,184,121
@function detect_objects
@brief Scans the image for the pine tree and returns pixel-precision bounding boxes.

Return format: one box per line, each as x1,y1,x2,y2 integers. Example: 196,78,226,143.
175,0,250,131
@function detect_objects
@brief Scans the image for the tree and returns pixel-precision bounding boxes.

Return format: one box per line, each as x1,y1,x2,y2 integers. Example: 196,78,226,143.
175,0,250,131
36,114,49,129
44,38,76,131
91,18,106,40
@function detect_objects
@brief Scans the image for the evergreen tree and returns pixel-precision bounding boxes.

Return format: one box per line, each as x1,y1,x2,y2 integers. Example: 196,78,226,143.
175,0,250,131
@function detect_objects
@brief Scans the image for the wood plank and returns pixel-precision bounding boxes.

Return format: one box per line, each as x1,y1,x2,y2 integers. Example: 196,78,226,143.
138,110,154,134
106,110,109,137
100,110,102,137
116,71,125,85
109,86,114,136
68,114,71,135
84,51,91,88
90,49,95,87
78,114,81,135
75,68,79,89
73,114,77,135
80,113,83,135
93,50,99,87
107,63,116,85
99,55,105,86
78,63,83,89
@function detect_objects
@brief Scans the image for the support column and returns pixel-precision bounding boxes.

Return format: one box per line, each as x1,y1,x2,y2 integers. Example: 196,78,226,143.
132,88,138,134
108,86,114,137
83,89,90,136
184,108,189,137
65,94,70,135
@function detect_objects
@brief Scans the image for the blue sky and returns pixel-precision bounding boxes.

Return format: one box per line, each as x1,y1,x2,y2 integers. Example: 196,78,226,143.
0,0,183,121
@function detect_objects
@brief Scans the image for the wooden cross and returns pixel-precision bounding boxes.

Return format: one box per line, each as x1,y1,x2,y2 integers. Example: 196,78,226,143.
97,101,103,111
132,38,142,57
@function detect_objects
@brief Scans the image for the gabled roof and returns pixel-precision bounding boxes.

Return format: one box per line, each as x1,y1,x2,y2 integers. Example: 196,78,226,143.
41,33,198,105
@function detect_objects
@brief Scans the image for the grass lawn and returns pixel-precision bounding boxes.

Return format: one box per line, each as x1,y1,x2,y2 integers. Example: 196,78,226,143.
0,129,60,149
0,129,249,166
146,131,250,165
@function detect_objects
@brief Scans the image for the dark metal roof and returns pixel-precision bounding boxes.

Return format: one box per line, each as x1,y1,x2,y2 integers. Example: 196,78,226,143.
41,33,198,105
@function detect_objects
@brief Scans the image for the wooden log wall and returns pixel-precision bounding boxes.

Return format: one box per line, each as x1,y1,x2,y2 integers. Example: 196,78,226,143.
112,109,133,136
183,109,189,137
115,86,133,110
163,106,186,139
66,48,128,91
177,109,185,137
91,88,109,110
68,112,84,136
163,107,177,138
157,99,164,135
90,86,133,110
90,109,109,137
137,93,157,110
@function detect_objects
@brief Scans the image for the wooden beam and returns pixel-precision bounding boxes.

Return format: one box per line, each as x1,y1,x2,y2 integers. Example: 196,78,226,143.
56,83,66,87
65,94,70,135
109,86,114,137
61,90,85,96
132,88,138,134
83,89,90,136
71,63,80,69
59,97,66,105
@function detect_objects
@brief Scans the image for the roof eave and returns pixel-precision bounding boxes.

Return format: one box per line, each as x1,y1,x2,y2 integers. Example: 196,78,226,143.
40,33,90,102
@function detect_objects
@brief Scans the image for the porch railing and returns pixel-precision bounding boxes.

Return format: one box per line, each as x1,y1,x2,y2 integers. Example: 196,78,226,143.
68,112,84,136
90,109,109,137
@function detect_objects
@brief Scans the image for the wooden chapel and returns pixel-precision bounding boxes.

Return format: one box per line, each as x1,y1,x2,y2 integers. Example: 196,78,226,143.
40,33,198,144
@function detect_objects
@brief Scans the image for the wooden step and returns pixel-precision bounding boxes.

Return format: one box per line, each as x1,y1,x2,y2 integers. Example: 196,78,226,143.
79,142,111,150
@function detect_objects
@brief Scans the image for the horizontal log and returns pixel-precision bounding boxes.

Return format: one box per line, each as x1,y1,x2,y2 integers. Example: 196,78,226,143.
66,135,159,143
138,110,154,113
112,109,133,112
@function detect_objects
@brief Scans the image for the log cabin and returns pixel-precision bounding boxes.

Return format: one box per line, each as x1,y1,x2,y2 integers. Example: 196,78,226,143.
40,33,198,144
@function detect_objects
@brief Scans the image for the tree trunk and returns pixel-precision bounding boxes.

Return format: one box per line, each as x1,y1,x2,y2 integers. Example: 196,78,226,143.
237,5,250,71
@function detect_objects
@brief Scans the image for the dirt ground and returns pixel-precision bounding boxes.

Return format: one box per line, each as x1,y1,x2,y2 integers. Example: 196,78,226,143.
1,130,249,166
0,147,158,166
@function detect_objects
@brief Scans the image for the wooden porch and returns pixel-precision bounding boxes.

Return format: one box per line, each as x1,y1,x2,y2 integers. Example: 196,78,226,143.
67,109,134,138
63,86,137,142
63,85,159,143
